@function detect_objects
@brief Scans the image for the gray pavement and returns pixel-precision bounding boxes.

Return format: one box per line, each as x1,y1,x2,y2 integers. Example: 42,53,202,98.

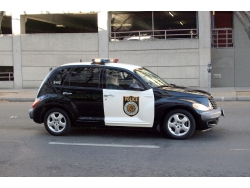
0,87,250,102
0,89,37,102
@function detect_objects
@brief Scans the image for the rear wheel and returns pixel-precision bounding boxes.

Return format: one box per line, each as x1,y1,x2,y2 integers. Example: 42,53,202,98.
44,108,71,136
163,109,196,139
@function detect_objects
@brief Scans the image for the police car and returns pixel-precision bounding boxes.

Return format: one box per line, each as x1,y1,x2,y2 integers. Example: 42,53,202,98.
29,58,224,139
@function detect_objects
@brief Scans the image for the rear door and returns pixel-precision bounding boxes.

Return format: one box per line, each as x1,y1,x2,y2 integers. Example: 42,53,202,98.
61,66,104,123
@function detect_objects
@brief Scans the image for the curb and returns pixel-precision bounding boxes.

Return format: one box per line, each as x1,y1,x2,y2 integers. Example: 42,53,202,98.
213,97,236,101
0,98,34,102
214,97,250,101
237,96,250,101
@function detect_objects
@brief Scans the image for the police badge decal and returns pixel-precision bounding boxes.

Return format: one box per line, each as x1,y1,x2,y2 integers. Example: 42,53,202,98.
123,96,139,117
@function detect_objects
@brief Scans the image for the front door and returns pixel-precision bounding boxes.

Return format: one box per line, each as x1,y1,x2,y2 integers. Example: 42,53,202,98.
103,68,154,127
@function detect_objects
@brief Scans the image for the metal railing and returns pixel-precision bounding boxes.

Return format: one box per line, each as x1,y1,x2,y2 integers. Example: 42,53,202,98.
110,29,198,41
111,28,234,48
211,28,233,48
0,72,14,81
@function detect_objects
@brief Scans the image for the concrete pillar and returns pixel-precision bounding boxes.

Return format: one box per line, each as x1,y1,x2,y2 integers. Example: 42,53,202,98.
12,11,23,89
198,11,212,90
98,11,109,58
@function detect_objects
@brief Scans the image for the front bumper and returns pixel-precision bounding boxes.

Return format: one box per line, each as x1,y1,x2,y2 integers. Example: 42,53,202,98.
201,107,225,121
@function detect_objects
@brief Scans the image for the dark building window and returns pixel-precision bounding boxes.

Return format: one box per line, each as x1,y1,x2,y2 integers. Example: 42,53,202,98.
110,11,197,41
24,14,98,34
213,11,233,28
211,11,233,48
0,15,12,34
0,66,14,81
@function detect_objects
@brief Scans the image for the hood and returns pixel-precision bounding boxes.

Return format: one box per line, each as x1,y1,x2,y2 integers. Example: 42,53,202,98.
154,84,212,98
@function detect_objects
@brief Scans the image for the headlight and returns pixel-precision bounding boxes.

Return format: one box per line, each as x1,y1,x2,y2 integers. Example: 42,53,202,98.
192,103,210,111
208,100,213,109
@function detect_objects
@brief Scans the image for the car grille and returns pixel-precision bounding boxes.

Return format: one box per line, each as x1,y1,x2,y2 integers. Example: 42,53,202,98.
209,97,217,109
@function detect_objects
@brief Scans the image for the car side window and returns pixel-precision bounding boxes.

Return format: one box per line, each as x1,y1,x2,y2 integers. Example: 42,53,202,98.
51,68,71,86
65,67,101,88
104,68,143,90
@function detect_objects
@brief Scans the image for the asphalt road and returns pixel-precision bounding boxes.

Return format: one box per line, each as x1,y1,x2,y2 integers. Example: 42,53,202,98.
0,101,250,177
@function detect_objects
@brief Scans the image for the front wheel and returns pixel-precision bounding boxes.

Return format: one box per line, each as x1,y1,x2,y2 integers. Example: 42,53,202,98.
163,109,196,139
44,108,71,136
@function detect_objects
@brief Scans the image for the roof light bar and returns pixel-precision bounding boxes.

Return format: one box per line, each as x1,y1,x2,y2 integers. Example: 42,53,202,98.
92,58,119,64
110,58,119,63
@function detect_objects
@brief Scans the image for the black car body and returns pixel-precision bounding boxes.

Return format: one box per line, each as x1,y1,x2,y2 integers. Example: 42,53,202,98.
29,58,224,139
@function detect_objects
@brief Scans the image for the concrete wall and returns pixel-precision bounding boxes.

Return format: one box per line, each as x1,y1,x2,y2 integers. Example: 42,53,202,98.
109,12,211,89
0,33,98,88
109,39,200,87
2,34,202,88
21,33,98,88
0,11,211,89
198,11,212,89
211,48,235,87
0,81,14,88
12,12,23,89
211,13,250,87
234,13,250,87
0,35,13,66
0,35,13,89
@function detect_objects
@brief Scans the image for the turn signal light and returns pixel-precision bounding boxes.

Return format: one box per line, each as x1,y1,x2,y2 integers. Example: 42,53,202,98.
32,98,41,108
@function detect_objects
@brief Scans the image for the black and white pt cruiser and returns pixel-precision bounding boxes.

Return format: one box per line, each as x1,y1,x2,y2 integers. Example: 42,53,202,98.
29,58,224,139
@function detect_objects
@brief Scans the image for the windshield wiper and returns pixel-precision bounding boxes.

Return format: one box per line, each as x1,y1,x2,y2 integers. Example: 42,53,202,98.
155,84,171,88
169,83,176,87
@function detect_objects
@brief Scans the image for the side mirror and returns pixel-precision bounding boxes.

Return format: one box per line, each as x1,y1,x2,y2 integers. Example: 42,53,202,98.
129,83,144,91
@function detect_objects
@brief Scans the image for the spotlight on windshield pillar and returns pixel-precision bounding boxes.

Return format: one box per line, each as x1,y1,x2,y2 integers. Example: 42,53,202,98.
49,67,53,71
169,12,174,17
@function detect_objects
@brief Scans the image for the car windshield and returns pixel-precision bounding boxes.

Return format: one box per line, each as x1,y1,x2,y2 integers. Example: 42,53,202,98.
134,68,170,88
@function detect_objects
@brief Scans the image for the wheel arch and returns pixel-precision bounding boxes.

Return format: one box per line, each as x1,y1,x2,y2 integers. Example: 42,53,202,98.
159,104,199,130
40,103,77,125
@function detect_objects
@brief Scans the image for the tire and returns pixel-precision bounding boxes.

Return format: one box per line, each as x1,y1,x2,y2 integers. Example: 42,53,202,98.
163,109,196,139
44,108,71,136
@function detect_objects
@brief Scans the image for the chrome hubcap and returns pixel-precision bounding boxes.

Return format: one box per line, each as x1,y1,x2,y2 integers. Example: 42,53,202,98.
47,112,66,133
167,113,190,136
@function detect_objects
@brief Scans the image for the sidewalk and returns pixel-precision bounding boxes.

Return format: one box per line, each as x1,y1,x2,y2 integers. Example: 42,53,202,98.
0,87,250,102
0,89,37,102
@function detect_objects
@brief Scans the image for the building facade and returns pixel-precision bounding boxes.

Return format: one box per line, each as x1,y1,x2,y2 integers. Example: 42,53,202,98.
0,11,249,89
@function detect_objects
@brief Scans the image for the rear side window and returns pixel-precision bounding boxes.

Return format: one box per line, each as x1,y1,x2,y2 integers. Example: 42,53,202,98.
51,68,71,86
65,67,101,88
38,67,71,97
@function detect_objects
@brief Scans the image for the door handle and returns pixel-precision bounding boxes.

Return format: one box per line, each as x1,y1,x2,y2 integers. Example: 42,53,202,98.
63,92,72,95
144,95,153,98
104,94,114,97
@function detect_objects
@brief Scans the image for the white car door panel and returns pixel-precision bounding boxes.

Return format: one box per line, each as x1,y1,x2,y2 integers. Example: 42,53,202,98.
103,88,154,127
